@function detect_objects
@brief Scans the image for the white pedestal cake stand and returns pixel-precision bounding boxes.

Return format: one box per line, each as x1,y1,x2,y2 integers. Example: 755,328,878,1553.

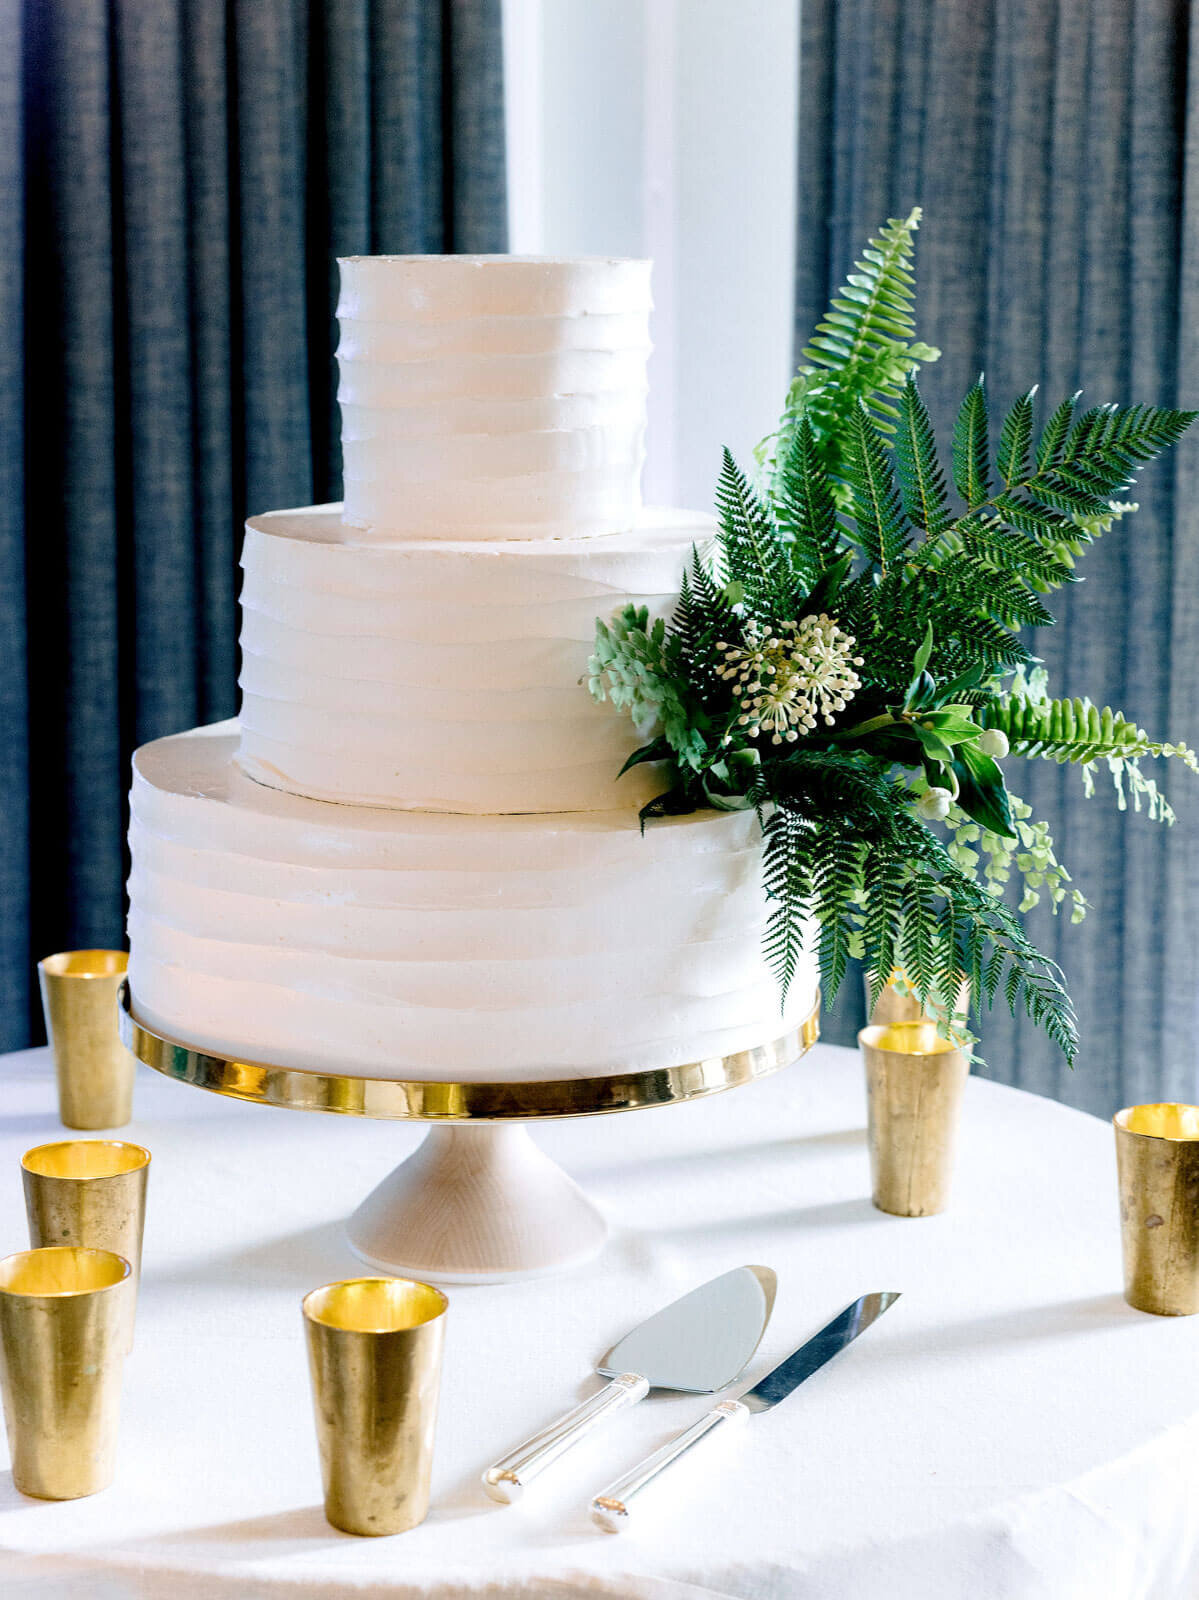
118,986,819,1284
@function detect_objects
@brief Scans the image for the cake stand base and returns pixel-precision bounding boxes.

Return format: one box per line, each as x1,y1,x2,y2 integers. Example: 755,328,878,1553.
346,1124,607,1284
118,987,819,1284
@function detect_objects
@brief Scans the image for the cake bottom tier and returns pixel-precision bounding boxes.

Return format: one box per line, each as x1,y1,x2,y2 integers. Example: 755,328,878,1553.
126,723,819,1083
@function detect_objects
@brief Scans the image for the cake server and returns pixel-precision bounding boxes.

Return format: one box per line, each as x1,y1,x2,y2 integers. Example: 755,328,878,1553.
482,1264,776,1504
589,1289,900,1532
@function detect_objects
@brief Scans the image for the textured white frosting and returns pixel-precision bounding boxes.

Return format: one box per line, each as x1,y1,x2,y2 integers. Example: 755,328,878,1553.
127,724,819,1081
335,256,652,540
236,502,714,814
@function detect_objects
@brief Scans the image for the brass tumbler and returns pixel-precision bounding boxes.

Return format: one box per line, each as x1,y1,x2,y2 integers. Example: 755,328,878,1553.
22,1141,150,1345
1115,1104,1199,1315
0,1246,132,1499
860,1021,971,1216
303,1277,448,1536
37,951,135,1129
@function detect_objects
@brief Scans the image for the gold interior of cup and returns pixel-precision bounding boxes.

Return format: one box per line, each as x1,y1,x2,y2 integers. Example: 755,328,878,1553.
303,1277,448,1332
1116,1103,1199,1141
38,950,128,980
859,1021,961,1056
0,1246,130,1296
22,1140,150,1180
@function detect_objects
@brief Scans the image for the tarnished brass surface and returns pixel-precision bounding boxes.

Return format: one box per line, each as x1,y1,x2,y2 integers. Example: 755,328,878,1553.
119,984,820,1122
859,1022,971,1217
22,1141,150,1347
1115,1104,1199,1316
0,1246,132,1499
303,1277,448,1536
38,952,135,1130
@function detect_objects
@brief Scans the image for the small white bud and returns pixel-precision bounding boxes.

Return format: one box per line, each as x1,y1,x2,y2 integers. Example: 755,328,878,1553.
978,728,1010,759
916,787,953,822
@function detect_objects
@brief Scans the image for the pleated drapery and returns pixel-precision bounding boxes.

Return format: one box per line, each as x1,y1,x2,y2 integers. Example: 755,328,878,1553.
797,0,1199,1116
2,0,507,1051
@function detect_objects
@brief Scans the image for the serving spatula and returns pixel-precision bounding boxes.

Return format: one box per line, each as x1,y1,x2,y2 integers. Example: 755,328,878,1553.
590,1289,900,1531
482,1264,776,1503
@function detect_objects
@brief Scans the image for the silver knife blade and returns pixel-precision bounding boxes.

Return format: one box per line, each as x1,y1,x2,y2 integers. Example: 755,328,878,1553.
740,1291,899,1414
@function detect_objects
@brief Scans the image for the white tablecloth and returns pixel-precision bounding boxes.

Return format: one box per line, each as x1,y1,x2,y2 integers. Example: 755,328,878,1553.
1,1042,1198,1599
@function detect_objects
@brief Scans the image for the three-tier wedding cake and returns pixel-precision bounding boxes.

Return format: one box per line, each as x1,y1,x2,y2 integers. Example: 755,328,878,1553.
126,256,819,1084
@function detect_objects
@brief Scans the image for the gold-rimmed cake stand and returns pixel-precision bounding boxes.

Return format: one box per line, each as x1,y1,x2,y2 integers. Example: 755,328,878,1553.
118,986,819,1284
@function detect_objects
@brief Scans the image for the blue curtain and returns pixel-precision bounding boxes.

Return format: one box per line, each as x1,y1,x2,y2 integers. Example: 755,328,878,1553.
2,0,507,1052
798,0,1199,1116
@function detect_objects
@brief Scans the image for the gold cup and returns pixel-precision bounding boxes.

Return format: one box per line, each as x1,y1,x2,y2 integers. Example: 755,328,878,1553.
22,1141,150,1344
37,951,135,1129
0,1246,132,1499
1114,1104,1199,1315
302,1277,448,1536
860,1020,971,1216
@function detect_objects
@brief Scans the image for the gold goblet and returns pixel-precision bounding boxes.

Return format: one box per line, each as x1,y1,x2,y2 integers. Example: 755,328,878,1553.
37,951,135,1129
0,1246,132,1499
22,1140,150,1345
860,1020,971,1216
302,1276,448,1535
1114,1103,1199,1315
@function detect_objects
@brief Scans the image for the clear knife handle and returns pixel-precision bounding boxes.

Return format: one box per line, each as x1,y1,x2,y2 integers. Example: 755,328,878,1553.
590,1398,750,1532
483,1373,650,1504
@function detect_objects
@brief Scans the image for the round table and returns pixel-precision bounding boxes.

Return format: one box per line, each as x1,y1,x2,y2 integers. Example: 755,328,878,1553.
0,1041,1197,1600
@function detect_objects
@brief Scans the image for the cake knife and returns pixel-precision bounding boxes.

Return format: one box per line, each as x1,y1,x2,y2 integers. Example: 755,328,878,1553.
589,1289,900,1532
482,1265,776,1503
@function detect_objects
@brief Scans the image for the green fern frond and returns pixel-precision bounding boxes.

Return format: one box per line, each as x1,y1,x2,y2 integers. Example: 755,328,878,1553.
845,403,910,570
813,838,867,1006
952,378,991,508
984,689,1199,771
1035,393,1079,472
760,208,940,501
773,416,843,579
670,548,736,684
762,809,816,1002
998,388,1037,486
957,514,1076,591
894,375,953,537
714,448,799,618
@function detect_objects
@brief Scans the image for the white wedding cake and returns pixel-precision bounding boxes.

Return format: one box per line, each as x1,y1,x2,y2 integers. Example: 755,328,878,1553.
126,256,819,1082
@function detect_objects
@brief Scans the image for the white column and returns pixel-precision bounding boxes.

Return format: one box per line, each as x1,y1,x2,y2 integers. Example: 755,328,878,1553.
503,0,800,512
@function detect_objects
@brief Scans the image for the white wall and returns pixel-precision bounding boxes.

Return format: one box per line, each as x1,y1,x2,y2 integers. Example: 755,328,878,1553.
502,0,800,511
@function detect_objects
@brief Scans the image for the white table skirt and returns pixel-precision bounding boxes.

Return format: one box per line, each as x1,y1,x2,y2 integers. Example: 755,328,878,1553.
1,1041,1198,1599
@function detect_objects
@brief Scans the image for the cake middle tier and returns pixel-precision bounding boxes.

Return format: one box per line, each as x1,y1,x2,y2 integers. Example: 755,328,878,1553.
237,503,713,814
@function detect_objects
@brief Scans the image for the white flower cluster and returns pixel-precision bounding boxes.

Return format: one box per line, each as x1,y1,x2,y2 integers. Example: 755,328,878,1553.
716,614,865,746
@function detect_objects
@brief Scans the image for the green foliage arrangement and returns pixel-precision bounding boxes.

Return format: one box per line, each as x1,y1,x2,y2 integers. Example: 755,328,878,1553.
588,209,1198,1062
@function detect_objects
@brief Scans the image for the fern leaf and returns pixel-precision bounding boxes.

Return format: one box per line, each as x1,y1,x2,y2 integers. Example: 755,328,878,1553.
773,416,843,578
983,690,1198,769
1034,392,1079,472
897,873,938,999
761,809,816,1003
860,848,906,1007
762,209,940,502
714,448,798,618
802,210,924,380
846,403,910,570
998,387,1037,486
895,375,953,537
952,378,991,508
959,514,1076,590
813,838,867,1006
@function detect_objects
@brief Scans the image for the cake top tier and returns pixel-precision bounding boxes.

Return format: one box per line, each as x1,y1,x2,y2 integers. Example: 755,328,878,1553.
336,254,652,321
335,255,653,543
